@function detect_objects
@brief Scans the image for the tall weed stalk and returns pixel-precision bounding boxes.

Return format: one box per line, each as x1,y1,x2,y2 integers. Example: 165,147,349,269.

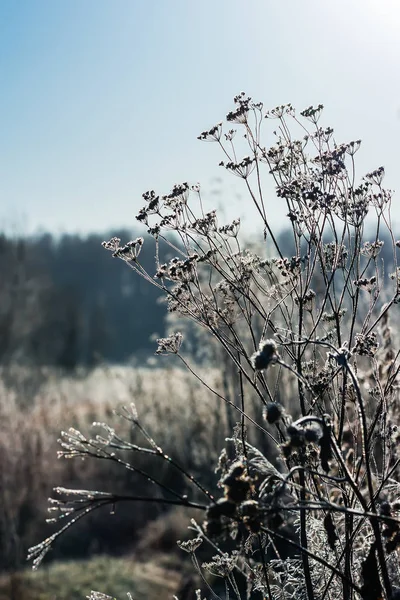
30,95,400,600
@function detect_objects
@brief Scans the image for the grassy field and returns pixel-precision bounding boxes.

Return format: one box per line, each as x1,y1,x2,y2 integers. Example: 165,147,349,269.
0,364,233,572
0,553,186,600
0,362,288,596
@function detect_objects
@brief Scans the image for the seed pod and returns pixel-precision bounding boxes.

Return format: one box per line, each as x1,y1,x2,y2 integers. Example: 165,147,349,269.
204,519,224,537
251,339,279,371
281,442,292,459
228,461,246,478
225,478,251,503
265,402,283,424
287,425,306,447
239,500,260,518
267,512,284,529
304,428,320,443
206,498,237,519
319,418,333,473
324,513,338,550
246,517,262,533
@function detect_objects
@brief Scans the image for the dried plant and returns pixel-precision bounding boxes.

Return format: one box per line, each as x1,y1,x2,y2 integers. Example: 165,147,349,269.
30,94,400,600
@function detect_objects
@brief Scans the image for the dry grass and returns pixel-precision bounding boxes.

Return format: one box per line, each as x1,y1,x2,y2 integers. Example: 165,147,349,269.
0,553,184,600
0,365,227,571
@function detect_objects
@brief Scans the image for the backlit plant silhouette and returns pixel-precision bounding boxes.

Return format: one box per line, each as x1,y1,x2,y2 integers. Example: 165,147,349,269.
29,94,400,600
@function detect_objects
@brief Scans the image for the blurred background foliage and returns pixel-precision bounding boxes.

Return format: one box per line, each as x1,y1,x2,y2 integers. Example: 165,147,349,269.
1,226,396,369
0,229,166,369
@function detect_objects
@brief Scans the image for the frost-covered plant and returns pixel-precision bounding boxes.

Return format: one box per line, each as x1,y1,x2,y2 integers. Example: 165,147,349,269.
30,94,400,600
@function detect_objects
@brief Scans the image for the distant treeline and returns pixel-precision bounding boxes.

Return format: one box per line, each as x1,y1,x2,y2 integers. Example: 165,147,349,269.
0,226,394,368
0,230,165,368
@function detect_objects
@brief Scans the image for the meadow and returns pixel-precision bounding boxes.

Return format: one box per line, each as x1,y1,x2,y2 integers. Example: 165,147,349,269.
0,365,230,598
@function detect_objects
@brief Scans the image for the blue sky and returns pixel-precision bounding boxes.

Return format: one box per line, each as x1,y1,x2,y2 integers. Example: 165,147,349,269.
1,0,400,236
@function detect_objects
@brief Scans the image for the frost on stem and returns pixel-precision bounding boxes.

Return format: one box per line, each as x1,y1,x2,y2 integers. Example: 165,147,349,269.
87,593,133,600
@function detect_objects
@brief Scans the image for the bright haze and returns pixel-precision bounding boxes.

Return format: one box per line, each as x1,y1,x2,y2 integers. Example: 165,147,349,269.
1,0,400,236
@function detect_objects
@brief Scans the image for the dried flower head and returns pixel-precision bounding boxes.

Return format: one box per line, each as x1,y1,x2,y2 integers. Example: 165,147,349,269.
251,339,279,370
155,332,183,354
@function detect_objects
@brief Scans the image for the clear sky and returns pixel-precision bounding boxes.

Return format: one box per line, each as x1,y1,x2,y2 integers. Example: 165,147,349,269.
1,0,400,236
